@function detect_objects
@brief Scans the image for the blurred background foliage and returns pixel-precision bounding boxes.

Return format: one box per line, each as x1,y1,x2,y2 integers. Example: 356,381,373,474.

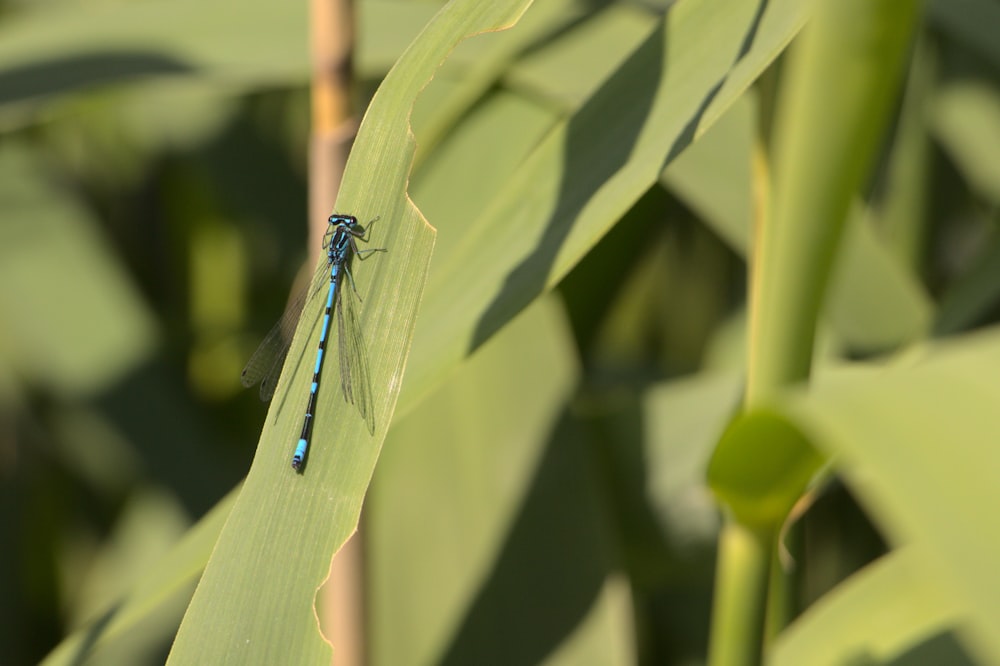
2,0,1000,664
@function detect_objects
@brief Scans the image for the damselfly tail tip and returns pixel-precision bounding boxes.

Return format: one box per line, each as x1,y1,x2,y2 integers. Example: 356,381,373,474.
292,439,307,471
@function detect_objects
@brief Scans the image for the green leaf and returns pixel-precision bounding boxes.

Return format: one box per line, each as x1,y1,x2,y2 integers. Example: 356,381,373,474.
356,1,440,77
660,91,932,356
601,372,739,585
825,207,932,352
779,330,1000,663
369,296,633,665
932,81,1000,206
42,489,237,666
401,0,815,412
0,0,308,106
410,88,559,267
641,373,742,550
410,0,581,161
165,2,531,663
771,546,969,665
505,3,659,110
660,91,757,255
0,142,156,397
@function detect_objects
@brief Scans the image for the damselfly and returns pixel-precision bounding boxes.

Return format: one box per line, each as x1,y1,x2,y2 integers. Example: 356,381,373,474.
241,214,386,471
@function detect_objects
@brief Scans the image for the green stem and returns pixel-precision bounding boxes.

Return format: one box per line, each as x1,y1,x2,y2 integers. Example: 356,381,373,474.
707,520,773,666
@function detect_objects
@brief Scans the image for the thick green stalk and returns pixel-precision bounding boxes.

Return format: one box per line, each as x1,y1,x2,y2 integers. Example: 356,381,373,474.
708,0,922,664
747,0,921,403
708,522,773,666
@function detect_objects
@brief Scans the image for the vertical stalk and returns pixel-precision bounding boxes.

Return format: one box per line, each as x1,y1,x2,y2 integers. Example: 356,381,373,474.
310,0,354,254
708,522,773,666
747,0,921,405
311,1,364,665
708,0,921,663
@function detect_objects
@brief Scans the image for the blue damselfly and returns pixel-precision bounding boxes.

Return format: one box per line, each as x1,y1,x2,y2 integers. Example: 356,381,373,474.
242,214,385,470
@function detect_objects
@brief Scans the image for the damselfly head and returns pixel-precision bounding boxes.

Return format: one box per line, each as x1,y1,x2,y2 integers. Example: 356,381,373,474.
328,214,359,229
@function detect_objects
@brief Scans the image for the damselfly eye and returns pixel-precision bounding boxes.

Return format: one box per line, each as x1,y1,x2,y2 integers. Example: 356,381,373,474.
328,214,357,227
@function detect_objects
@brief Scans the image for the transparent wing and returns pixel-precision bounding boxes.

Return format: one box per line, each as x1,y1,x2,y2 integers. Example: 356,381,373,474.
335,268,376,434
241,264,326,401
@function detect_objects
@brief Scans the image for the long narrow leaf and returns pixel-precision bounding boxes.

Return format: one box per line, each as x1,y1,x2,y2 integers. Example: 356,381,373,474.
166,2,532,663
401,0,815,412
